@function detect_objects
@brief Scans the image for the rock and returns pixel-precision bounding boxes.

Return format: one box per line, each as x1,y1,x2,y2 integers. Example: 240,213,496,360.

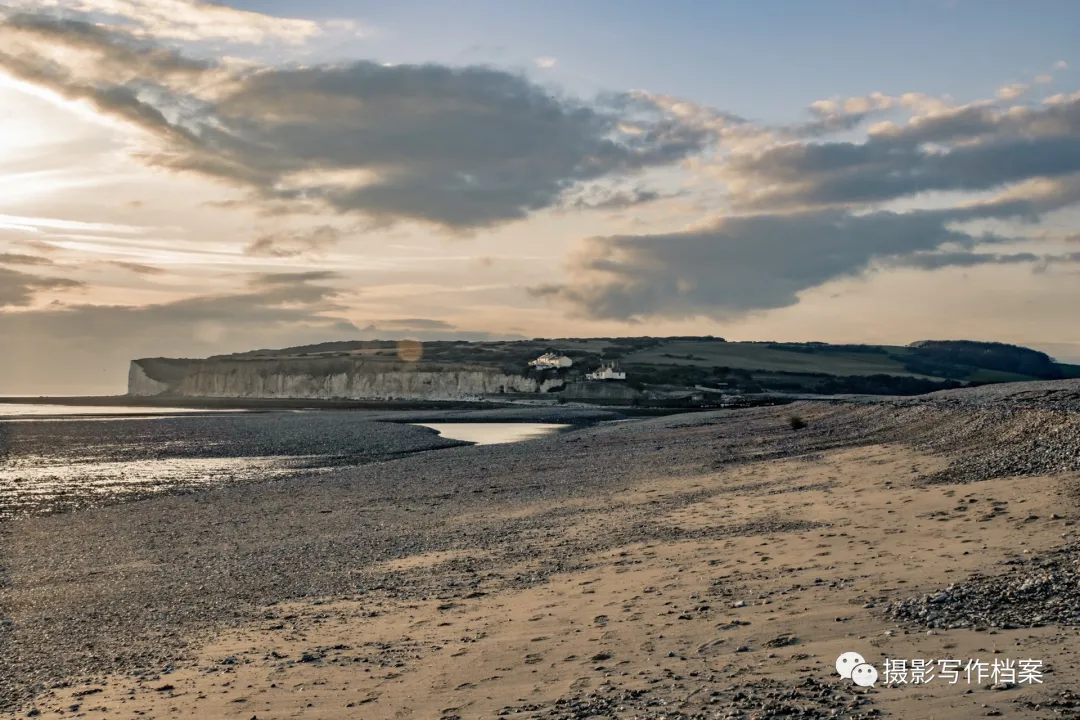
886,542,1080,631
763,634,799,648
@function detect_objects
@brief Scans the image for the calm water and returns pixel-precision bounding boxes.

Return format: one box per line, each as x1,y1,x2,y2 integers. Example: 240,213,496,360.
0,403,237,418
415,422,568,445
0,410,438,520
1,410,568,519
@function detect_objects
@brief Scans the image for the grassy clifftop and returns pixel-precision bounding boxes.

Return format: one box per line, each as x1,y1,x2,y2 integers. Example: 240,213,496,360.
150,337,1078,397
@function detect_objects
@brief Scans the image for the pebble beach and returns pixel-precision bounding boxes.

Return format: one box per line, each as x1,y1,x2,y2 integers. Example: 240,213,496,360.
2,381,1080,718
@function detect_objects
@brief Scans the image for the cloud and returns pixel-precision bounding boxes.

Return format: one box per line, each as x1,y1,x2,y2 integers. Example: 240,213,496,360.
776,92,897,139
375,318,456,330
354,324,524,342
27,0,352,45
724,94,1080,212
563,184,673,211
0,210,147,236
1056,60,1070,71
995,83,1027,101
534,57,557,69
5,4,1080,338
0,14,716,234
882,251,1080,271
534,76,1080,322
0,270,356,393
0,266,84,307
247,270,342,287
0,252,55,266
529,206,1017,321
245,225,342,257
103,260,166,274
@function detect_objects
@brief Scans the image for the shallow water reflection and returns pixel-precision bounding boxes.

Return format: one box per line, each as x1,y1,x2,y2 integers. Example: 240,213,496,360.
0,411,456,520
415,422,568,445
0,456,320,520
0,403,238,418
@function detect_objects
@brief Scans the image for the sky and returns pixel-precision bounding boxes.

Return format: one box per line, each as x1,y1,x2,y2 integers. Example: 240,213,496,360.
1,0,1080,394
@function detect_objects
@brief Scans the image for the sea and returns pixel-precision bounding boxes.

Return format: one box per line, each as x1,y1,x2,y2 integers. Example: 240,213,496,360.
0,402,566,521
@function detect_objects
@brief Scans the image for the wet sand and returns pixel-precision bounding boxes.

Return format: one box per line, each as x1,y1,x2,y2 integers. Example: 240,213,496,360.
3,391,1080,718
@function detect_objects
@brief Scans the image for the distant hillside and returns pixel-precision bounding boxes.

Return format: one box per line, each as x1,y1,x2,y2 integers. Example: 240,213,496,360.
179,336,1075,398
906,340,1064,381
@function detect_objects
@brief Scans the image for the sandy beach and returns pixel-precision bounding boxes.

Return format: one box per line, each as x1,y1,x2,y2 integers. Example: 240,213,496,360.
3,383,1080,719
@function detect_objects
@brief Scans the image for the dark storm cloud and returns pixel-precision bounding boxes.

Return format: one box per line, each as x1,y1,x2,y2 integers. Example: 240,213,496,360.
0,13,717,233
0,267,83,307
529,207,1014,321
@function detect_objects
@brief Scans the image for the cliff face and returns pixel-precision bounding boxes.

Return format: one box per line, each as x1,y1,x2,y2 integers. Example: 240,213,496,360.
128,357,563,400
128,358,195,396
127,362,171,396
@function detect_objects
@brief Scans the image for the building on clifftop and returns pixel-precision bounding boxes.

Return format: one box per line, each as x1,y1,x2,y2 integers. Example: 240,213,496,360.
586,362,626,381
529,352,573,370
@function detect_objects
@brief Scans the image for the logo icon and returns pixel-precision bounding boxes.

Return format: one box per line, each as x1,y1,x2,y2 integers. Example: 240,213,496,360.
837,651,877,687
835,651,866,680
851,662,878,687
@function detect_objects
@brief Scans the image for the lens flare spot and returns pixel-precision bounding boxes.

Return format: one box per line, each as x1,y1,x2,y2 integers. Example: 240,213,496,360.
396,338,423,362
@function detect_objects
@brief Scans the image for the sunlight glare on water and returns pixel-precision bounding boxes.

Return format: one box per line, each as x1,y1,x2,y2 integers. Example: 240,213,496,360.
415,422,568,445
0,404,239,418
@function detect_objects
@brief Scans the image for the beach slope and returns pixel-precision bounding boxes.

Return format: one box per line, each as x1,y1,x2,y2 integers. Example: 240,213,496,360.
3,382,1080,718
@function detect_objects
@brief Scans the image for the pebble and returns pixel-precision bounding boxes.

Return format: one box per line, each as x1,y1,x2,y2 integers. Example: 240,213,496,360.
6,379,1080,714
887,542,1080,630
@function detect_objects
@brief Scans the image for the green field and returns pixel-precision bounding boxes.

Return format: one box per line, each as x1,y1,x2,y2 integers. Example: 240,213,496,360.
212,337,1073,397
618,341,931,377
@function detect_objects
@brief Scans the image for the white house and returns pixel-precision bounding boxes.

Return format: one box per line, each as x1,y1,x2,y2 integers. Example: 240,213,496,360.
529,352,573,370
587,362,626,381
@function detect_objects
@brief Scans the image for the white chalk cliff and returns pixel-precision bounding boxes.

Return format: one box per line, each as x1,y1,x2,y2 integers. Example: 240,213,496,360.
128,357,563,400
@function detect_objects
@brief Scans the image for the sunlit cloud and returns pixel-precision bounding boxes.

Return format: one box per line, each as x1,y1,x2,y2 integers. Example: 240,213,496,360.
100,259,167,274
0,0,1079,393
22,0,366,45
0,213,152,235
995,83,1027,101
0,13,719,236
